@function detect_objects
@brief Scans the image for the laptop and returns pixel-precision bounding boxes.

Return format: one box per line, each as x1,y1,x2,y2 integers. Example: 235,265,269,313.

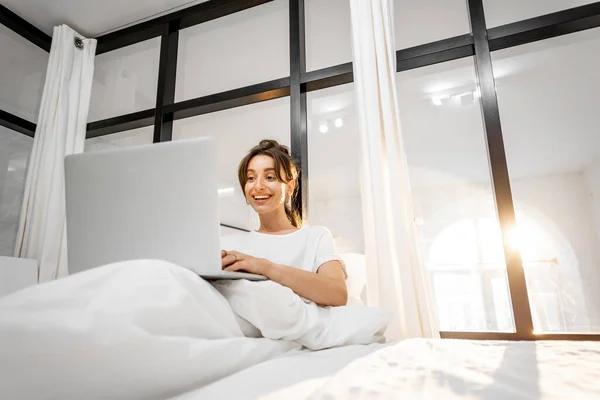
64,136,266,281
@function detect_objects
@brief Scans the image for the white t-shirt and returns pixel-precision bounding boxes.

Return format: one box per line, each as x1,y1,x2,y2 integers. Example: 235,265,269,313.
221,226,345,275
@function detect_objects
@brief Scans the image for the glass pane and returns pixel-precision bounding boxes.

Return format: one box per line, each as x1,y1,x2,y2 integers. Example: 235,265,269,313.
396,57,515,332
172,98,290,231
176,0,289,101
305,0,470,72
0,127,33,256
307,83,364,254
88,38,161,122
394,0,470,49
492,28,600,332
0,24,48,122
483,0,596,28
84,126,154,152
431,272,486,331
305,0,352,72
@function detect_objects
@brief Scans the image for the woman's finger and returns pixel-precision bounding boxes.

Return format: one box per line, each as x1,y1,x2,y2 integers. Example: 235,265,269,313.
221,250,227,258
225,260,250,273
221,254,237,268
227,250,244,261
224,263,240,272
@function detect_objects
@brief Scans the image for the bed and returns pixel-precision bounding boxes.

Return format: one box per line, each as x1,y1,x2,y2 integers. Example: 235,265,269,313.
172,342,392,400
2,261,599,399
175,338,600,400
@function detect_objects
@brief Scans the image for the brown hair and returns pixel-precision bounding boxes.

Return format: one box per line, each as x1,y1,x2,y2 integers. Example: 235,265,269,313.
238,139,301,228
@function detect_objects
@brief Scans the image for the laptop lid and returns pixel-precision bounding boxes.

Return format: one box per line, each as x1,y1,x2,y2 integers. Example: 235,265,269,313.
64,137,221,275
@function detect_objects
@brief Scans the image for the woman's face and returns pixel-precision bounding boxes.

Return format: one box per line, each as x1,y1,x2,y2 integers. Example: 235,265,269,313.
244,155,289,215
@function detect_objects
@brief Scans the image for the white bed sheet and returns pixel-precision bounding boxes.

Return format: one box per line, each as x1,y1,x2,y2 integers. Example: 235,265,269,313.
176,339,600,400
172,342,393,400
264,338,600,400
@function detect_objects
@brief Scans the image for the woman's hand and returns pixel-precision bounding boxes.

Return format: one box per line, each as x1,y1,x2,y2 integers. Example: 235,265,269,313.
221,250,272,276
220,251,347,306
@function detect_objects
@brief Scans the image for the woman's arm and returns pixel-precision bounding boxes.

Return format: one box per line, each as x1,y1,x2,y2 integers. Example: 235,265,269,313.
221,251,348,307
265,261,347,307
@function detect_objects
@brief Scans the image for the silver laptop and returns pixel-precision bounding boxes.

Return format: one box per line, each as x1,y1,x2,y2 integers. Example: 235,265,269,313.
64,136,266,281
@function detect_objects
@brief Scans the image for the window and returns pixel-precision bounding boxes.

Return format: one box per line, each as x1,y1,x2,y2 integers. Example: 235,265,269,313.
307,83,363,254
305,0,470,72
427,218,514,331
396,57,515,332
483,0,597,28
394,0,470,49
0,127,33,256
176,0,289,101
304,0,353,71
492,28,600,332
172,97,290,232
84,126,154,152
88,38,161,122
0,23,48,122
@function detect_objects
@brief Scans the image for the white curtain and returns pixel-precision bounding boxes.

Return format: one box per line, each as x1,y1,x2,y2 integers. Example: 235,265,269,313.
14,25,96,283
349,0,439,340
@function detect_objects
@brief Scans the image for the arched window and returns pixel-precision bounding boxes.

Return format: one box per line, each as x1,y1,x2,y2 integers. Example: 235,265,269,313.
426,210,590,332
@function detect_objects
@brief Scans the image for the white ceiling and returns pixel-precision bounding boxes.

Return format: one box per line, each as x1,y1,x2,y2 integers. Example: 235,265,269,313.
3,0,592,42
1,0,209,37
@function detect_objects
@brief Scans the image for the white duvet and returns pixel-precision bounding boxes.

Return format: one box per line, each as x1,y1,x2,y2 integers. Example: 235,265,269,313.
0,260,389,399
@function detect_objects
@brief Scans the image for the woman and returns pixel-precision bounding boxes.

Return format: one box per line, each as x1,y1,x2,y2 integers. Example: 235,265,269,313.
221,139,348,307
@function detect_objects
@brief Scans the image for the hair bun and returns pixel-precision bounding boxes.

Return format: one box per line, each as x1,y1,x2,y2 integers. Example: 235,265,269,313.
259,139,290,156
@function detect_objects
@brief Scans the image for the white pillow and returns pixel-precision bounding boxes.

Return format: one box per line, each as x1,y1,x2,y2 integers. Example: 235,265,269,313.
339,253,367,301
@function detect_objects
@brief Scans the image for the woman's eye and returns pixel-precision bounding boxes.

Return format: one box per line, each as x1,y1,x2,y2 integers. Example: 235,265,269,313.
247,177,255,182
267,176,276,181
